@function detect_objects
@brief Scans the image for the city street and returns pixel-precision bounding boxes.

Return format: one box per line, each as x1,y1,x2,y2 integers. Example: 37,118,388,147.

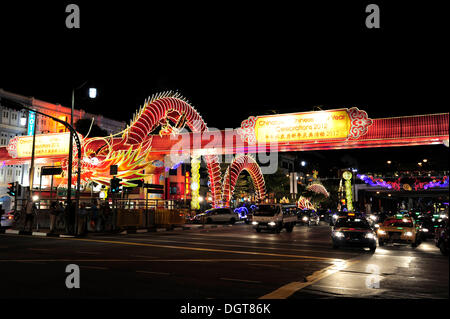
1,222,448,299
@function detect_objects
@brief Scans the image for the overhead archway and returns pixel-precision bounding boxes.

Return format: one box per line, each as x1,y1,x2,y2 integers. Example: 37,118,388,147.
222,155,266,206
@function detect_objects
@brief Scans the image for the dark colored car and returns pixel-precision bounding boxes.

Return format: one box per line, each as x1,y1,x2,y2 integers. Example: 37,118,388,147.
434,219,449,255
318,209,330,222
415,215,435,241
331,217,377,252
330,211,351,226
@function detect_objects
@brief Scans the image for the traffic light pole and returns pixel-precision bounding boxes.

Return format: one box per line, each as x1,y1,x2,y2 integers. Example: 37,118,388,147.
7,101,83,231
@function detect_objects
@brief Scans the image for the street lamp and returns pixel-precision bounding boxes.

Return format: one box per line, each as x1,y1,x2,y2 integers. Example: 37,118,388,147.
69,82,97,234
301,161,306,167
88,88,97,99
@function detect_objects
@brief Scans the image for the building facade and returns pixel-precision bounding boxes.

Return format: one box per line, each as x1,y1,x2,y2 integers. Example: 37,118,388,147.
0,89,126,211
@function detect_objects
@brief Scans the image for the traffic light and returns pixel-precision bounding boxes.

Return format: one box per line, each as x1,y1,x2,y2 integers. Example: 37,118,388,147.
134,179,144,187
7,182,16,197
110,177,122,193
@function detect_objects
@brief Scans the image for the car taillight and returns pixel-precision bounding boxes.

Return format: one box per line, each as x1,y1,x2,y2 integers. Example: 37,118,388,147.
8,216,13,220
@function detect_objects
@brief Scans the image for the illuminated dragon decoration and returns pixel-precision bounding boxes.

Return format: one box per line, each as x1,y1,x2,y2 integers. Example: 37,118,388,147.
60,91,266,207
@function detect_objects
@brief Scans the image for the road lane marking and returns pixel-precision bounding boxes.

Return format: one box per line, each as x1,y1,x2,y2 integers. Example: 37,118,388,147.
220,278,262,284
311,284,362,291
259,258,360,299
92,235,356,257
50,237,344,262
137,270,170,275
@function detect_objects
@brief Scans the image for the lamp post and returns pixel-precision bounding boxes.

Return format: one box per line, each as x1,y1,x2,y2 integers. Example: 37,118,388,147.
69,82,96,234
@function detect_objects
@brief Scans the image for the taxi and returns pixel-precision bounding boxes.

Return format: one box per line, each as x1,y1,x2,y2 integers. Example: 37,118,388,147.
377,215,420,247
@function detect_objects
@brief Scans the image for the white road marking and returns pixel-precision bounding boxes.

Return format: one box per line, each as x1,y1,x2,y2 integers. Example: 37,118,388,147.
259,258,360,299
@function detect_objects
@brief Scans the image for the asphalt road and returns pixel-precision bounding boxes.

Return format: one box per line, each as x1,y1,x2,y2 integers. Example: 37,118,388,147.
0,222,448,299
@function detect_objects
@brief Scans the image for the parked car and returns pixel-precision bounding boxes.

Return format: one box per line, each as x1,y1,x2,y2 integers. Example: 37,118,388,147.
191,208,239,224
434,219,449,255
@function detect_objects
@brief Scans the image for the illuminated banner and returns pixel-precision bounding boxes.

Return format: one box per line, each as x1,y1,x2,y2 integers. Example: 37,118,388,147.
7,132,72,159
238,108,373,144
27,111,36,136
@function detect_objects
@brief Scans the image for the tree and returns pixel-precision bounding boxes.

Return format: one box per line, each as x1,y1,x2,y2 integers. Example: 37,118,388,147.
233,173,255,199
75,119,108,137
264,170,291,201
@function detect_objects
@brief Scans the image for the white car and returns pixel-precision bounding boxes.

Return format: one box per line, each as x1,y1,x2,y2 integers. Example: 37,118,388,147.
192,208,239,224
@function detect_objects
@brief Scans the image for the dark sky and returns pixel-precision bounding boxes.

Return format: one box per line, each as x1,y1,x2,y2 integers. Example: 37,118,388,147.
0,1,446,130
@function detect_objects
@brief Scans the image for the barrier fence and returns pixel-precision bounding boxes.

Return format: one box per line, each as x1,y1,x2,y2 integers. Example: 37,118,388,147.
10,197,192,232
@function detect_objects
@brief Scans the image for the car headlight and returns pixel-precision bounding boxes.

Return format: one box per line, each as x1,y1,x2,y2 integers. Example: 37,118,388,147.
332,214,338,220
365,233,375,239
370,215,377,221
374,224,380,228
252,221,258,225
333,231,345,238
421,228,429,232
404,231,413,237
268,221,276,226
302,216,309,221
377,230,386,235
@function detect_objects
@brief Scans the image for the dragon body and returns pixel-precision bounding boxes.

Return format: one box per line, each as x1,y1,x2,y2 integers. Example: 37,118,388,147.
61,92,265,207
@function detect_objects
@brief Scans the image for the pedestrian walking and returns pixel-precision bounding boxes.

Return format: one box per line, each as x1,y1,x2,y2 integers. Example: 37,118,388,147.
64,201,75,235
49,201,58,233
90,200,99,232
100,201,112,231
23,199,37,232
77,202,88,235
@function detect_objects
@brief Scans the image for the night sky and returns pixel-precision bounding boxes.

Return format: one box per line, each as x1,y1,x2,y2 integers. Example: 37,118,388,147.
0,2,446,136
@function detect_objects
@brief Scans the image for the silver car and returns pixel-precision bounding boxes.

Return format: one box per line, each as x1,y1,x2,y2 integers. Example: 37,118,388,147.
193,208,239,224
300,211,320,226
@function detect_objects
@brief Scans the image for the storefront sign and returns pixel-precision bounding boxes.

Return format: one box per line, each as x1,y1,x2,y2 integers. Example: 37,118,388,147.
27,111,36,136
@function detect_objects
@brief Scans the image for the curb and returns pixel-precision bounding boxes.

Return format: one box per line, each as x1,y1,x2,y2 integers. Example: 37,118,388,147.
115,224,235,235
0,228,76,238
1,223,238,237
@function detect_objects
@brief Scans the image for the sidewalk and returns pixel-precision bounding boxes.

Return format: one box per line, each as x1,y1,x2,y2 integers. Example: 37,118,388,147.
0,223,235,238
